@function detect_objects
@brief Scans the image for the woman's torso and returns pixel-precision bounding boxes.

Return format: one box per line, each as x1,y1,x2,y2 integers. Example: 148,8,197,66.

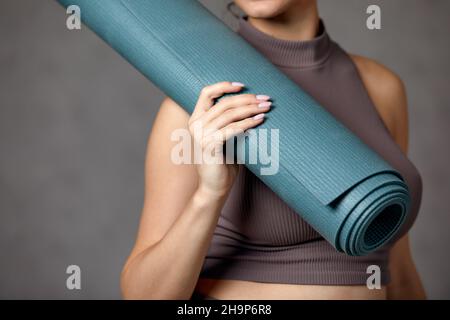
194,17,422,300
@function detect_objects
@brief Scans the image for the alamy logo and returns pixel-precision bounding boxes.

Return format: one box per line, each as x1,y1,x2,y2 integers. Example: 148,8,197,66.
366,265,381,289
366,5,381,30
171,125,280,176
66,5,81,30
66,265,81,290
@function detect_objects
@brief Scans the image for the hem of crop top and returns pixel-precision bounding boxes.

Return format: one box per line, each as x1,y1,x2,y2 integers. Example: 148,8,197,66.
200,238,391,286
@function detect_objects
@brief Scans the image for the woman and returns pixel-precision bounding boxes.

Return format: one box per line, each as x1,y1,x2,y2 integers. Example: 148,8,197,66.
120,0,426,300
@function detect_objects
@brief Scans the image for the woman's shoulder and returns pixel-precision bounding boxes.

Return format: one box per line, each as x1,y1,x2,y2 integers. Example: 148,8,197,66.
349,54,408,149
149,97,190,142
159,96,189,116
350,54,405,97
155,97,190,125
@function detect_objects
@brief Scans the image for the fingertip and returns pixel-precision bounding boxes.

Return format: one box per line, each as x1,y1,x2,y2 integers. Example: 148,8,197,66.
253,113,265,121
231,82,245,88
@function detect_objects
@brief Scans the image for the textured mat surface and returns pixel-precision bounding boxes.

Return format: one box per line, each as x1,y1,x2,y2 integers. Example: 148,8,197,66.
57,0,410,255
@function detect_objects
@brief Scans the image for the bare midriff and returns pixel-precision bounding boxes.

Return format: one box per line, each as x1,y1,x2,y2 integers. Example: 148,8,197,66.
195,278,387,300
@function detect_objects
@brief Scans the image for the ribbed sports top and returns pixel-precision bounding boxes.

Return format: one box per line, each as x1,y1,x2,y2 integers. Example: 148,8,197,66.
199,17,422,285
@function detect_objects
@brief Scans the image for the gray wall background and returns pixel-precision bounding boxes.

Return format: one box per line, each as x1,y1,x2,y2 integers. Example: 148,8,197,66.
0,0,449,299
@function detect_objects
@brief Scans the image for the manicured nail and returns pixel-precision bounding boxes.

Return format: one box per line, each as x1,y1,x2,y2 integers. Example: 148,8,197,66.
256,95,270,101
231,82,245,87
258,101,272,108
253,113,265,120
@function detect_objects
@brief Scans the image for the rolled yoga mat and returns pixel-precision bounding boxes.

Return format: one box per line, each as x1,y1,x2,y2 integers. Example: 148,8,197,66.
58,0,410,256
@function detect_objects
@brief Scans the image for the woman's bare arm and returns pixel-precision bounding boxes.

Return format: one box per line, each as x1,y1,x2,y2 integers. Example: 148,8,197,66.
387,235,426,299
351,55,426,299
120,98,222,299
120,83,270,299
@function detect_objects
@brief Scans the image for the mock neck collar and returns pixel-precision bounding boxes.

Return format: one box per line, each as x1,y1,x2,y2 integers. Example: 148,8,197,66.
237,16,332,68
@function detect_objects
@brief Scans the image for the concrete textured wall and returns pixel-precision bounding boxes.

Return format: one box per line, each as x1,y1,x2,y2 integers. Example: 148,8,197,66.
0,0,449,299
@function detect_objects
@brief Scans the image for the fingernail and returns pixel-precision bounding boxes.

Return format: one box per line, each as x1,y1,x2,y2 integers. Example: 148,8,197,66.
231,82,245,87
258,101,272,108
256,95,270,101
253,113,265,120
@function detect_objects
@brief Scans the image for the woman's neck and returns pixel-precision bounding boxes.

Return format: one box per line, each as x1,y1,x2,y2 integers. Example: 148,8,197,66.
247,1,320,41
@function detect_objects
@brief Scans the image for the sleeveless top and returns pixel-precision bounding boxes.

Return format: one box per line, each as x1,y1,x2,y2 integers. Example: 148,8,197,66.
199,17,422,285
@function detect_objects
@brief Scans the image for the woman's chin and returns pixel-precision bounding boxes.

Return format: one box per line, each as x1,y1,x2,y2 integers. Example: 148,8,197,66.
235,0,294,19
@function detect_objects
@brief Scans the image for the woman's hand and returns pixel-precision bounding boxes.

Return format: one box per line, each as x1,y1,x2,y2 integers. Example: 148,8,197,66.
188,81,271,197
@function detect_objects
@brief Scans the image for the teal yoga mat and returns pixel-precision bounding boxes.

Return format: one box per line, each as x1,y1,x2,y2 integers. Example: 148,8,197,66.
58,0,410,256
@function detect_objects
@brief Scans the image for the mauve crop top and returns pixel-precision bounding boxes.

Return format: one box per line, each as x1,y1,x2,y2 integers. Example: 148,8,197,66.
198,17,422,285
